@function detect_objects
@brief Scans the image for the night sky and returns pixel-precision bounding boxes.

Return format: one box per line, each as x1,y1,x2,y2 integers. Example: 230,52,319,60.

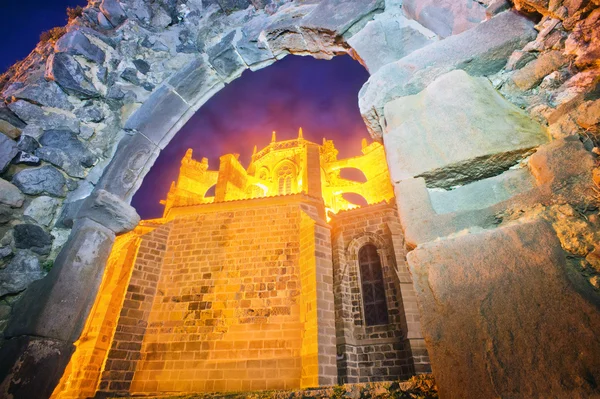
1,1,371,220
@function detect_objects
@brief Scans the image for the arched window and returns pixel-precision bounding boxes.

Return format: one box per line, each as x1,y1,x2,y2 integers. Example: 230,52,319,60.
358,244,389,326
276,163,294,195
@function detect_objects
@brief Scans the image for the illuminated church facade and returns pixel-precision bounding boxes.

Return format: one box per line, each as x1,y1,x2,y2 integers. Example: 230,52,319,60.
52,130,430,398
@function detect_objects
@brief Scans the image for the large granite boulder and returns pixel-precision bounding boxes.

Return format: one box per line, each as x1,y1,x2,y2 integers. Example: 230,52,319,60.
383,70,548,188
407,220,600,399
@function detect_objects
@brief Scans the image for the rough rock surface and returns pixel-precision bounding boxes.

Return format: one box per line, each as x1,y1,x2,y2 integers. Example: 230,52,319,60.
0,336,74,399
7,101,79,133
55,30,106,65
383,70,548,187
24,197,60,227
12,166,67,198
4,79,73,111
13,224,53,255
348,12,436,73
402,0,487,38
0,179,24,208
359,10,537,137
408,220,600,399
45,53,100,99
0,251,44,297
77,189,140,234
0,0,597,396
0,134,18,173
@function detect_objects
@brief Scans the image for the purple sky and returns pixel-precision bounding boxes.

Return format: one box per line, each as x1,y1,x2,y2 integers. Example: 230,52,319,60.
1,1,371,219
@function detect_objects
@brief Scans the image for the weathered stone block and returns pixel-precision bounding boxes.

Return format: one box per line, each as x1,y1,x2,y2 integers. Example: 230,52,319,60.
0,178,25,208
39,130,96,168
0,133,18,173
45,53,100,99
123,86,190,148
402,0,487,38
5,78,73,111
100,0,127,27
12,166,67,198
0,251,44,297
207,31,248,83
302,0,385,38
0,103,26,139
14,224,53,255
24,196,60,227
8,100,79,133
360,10,537,137
95,132,159,200
407,220,600,399
5,218,115,342
528,136,596,200
511,50,569,90
427,168,535,214
348,15,435,73
0,336,74,399
383,70,548,187
77,189,140,234
55,30,106,64
168,57,224,105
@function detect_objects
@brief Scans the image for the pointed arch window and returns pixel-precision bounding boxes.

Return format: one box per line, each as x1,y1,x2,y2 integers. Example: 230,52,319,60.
276,163,294,195
358,244,389,326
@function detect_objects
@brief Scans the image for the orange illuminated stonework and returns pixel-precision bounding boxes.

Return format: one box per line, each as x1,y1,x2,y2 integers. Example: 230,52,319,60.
52,131,428,398
160,129,394,218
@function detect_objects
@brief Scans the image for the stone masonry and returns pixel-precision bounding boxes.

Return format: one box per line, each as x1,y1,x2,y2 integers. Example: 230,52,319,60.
0,0,599,398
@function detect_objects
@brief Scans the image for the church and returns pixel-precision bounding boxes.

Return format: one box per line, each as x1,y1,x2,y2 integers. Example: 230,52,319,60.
52,130,430,398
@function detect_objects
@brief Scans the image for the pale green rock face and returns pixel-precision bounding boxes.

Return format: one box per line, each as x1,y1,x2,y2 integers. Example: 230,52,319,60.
383,69,549,188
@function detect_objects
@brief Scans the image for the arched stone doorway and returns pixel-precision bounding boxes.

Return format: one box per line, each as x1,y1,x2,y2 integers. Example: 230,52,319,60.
0,0,599,398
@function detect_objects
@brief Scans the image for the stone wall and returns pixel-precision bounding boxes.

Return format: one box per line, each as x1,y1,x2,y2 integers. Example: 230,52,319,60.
52,195,336,397
1,0,600,397
330,202,426,384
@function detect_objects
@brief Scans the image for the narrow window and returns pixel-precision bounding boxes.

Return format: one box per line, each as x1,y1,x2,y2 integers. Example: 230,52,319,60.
277,163,294,195
358,244,389,326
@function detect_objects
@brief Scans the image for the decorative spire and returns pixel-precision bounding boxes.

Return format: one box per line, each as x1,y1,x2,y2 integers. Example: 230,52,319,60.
271,131,276,142
252,145,257,155
361,138,368,149
298,127,304,139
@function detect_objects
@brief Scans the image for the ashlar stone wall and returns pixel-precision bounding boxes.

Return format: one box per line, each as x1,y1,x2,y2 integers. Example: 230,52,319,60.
331,202,426,384
53,195,336,397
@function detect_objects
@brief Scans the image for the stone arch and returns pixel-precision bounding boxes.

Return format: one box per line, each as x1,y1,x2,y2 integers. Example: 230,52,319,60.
273,159,298,195
347,232,388,261
344,232,393,327
339,167,368,183
0,0,599,398
204,183,216,198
